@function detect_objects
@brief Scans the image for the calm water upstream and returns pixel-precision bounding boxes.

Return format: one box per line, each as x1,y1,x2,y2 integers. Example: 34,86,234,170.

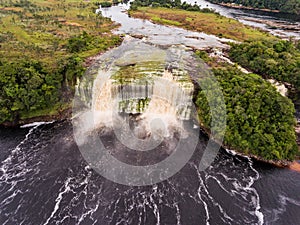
0,2,300,225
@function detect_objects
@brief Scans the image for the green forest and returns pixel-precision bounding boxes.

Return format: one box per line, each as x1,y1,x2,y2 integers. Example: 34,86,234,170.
229,40,300,92
207,0,300,14
130,0,212,12
196,65,298,160
0,55,85,123
0,0,121,124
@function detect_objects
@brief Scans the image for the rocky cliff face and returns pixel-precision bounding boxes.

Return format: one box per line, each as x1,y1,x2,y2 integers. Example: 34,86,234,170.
74,40,196,124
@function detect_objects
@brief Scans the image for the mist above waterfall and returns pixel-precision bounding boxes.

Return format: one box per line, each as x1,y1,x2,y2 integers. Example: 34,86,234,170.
73,41,196,143
72,40,205,186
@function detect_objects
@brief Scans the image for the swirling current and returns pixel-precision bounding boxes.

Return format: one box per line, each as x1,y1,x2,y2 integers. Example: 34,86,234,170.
0,121,300,224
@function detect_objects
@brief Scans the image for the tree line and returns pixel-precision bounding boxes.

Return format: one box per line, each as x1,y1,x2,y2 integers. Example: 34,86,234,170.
229,40,300,92
0,55,84,124
195,64,298,161
0,31,120,124
207,0,300,15
130,0,216,12
0,0,122,124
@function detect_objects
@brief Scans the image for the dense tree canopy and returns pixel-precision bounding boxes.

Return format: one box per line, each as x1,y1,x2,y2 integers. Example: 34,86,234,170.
0,0,121,124
196,66,298,160
207,0,300,14
130,0,215,12
229,40,300,91
0,56,85,124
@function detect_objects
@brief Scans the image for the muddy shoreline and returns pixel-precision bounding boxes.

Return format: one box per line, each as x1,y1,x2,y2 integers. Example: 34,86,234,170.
217,2,281,13
242,17,300,32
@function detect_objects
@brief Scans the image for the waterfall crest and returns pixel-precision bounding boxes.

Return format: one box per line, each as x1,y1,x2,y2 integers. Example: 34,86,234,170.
73,40,197,141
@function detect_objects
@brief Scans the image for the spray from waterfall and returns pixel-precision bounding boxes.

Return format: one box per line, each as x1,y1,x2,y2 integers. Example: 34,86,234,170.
136,69,188,140
93,79,115,128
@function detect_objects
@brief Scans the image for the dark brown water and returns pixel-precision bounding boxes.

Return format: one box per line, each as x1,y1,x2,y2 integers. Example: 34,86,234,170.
0,121,300,224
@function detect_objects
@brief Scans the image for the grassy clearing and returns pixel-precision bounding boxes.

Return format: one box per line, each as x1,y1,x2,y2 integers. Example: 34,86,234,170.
112,61,164,84
130,7,276,41
0,0,121,124
0,0,120,66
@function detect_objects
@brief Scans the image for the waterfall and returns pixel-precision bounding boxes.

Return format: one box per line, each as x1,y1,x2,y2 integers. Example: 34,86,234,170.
94,80,113,112
73,40,197,144
89,67,193,140
137,69,192,139
92,67,193,118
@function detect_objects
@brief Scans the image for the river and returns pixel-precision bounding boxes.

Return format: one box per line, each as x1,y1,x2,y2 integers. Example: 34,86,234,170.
188,0,300,39
0,1,300,225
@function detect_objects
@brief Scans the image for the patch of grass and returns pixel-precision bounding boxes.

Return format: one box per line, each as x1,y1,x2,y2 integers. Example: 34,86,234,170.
0,0,120,67
0,0,121,124
151,16,182,26
112,61,165,84
130,7,276,41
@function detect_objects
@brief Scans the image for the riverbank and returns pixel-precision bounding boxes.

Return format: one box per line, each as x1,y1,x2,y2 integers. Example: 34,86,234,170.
193,44,298,165
197,91,298,169
289,161,300,172
0,0,121,125
129,7,275,41
240,17,300,39
206,1,300,16
0,39,124,128
217,2,280,13
0,105,72,128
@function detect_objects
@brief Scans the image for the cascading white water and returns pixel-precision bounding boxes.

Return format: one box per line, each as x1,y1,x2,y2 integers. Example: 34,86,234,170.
137,69,192,139
94,80,113,112
72,41,196,142
90,67,193,140
93,78,115,128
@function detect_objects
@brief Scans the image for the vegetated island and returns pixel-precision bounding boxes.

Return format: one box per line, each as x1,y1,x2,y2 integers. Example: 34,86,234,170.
206,0,300,15
0,0,122,126
129,0,300,165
